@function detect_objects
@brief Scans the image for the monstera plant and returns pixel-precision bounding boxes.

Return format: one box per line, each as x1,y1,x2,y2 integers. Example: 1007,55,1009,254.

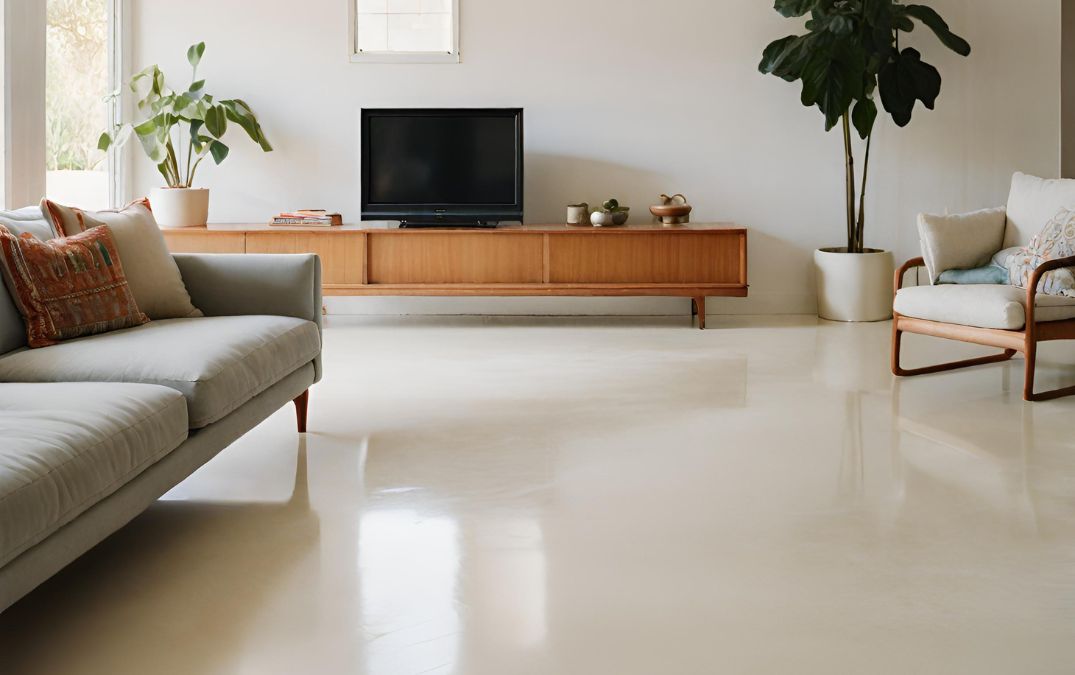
99,42,272,227
759,0,970,320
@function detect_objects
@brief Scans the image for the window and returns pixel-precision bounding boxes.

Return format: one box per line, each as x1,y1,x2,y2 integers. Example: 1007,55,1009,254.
45,0,113,210
352,0,459,63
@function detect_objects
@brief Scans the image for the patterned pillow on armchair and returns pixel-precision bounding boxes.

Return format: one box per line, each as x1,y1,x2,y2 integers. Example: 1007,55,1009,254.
1007,207,1075,297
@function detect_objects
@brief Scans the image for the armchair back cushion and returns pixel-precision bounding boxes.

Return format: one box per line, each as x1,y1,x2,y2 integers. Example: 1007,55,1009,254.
917,208,1006,283
1005,172,1075,247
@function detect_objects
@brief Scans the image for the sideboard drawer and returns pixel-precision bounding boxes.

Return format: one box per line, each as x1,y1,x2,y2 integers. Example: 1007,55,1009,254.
246,232,365,285
547,232,746,284
367,232,544,284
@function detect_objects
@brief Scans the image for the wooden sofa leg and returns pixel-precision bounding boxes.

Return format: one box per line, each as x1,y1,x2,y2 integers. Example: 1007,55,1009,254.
293,390,309,433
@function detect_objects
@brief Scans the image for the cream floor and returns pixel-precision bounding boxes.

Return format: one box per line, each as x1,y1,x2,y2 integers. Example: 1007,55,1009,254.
3,315,1075,674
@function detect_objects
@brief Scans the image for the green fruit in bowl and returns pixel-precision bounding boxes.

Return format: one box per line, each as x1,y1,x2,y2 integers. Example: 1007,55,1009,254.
603,199,619,211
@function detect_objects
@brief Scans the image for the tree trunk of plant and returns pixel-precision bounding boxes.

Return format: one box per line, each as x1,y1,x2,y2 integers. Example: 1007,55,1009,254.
855,133,872,253
841,115,858,253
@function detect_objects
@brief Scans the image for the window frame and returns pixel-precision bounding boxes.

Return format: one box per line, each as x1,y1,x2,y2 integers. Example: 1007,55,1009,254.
348,0,461,64
106,0,132,208
2,0,128,210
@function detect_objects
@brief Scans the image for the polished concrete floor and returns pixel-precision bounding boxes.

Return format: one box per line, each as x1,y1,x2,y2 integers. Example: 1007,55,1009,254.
3,315,1075,674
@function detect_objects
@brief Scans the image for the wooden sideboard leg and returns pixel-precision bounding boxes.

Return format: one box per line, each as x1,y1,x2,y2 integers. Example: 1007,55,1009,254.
694,296,706,330
293,390,309,433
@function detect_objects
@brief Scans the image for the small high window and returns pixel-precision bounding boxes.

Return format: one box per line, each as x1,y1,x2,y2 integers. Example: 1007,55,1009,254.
352,0,459,63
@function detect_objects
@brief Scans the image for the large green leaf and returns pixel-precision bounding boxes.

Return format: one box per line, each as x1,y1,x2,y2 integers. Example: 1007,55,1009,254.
902,4,971,56
851,97,878,139
774,0,819,18
759,35,799,77
156,161,172,185
900,48,941,109
204,105,228,138
799,47,854,130
137,131,167,163
209,140,230,164
878,58,913,126
187,42,206,68
220,100,273,151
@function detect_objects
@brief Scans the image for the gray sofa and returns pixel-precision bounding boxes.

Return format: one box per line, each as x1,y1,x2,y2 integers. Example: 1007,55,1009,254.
0,252,323,612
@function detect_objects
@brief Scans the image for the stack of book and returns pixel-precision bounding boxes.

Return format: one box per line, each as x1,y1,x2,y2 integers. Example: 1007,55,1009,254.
270,210,343,227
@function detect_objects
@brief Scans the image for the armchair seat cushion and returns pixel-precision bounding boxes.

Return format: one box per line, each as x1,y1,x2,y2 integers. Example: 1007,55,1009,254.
894,284,1075,330
0,315,321,429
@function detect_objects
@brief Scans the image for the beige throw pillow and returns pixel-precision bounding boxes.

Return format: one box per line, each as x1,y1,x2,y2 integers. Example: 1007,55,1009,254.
41,199,202,319
917,207,1007,284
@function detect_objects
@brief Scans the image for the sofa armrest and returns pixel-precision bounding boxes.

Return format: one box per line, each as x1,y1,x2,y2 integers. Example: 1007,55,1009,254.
173,253,323,381
173,253,321,323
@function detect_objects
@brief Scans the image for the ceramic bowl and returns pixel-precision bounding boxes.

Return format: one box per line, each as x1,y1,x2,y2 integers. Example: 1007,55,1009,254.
590,211,616,227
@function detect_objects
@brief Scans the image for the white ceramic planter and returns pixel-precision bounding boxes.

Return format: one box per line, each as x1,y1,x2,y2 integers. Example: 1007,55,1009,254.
814,247,895,322
149,187,210,228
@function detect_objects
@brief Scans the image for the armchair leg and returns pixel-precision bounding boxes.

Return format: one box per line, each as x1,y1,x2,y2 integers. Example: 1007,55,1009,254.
1022,340,1075,401
892,322,1017,377
293,390,309,433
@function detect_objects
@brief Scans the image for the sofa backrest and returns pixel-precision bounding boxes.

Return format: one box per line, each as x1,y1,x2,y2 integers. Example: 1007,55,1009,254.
1005,172,1075,248
0,207,58,355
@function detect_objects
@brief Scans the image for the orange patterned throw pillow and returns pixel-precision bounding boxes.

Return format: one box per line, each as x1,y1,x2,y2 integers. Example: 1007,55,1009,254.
0,224,148,348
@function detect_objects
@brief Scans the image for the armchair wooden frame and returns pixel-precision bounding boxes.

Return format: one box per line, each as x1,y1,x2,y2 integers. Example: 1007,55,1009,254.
892,255,1075,401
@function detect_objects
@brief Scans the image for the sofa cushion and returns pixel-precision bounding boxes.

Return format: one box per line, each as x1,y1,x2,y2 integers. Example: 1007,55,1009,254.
0,382,188,569
0,225,149,347
895,284,1075,330
41,199,203,320
0,315,320,429
0,206,57,241
1005,172,1075,248
0,208,54,355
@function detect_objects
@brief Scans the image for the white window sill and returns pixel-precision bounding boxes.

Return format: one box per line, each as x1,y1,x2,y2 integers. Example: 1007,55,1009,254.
350,51,461,64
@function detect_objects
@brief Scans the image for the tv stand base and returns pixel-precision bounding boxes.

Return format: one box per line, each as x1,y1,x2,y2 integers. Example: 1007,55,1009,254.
399,221,499,229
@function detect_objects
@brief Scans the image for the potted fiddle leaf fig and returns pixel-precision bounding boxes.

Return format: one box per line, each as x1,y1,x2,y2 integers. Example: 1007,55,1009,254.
759,1,970,321
99,42,272,227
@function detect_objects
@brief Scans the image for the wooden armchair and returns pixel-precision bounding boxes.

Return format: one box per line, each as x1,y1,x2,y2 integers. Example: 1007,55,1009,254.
892,254,1075,401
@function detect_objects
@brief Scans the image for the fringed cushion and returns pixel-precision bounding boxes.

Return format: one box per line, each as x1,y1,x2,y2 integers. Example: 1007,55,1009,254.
1007,206,1075,297
0,225,148,348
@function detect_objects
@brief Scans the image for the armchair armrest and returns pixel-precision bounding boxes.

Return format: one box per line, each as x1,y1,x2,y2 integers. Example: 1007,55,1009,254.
1025,254,1075,325
895,257,926,295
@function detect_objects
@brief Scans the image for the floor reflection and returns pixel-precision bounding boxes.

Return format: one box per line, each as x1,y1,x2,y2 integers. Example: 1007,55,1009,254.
5,317,1075,674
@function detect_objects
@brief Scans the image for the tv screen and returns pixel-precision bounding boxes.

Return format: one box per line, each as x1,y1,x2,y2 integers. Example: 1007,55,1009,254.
361,109,524,224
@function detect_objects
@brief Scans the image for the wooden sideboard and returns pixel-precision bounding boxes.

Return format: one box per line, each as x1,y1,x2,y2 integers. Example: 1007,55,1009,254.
163,222,748,329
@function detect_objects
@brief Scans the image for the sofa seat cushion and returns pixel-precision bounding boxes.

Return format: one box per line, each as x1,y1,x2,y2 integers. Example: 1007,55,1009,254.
895,284,1075,330
0,315,320,429
0,382,188,568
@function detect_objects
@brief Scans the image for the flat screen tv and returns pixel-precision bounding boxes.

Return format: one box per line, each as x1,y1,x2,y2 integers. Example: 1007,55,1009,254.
361,108,524,227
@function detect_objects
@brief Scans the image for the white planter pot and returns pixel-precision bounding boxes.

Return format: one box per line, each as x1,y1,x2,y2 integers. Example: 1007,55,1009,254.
814,247,895,322
149,187,210,228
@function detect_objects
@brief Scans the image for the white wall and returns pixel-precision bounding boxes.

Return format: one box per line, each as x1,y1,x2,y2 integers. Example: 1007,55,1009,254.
131,0,1061,316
